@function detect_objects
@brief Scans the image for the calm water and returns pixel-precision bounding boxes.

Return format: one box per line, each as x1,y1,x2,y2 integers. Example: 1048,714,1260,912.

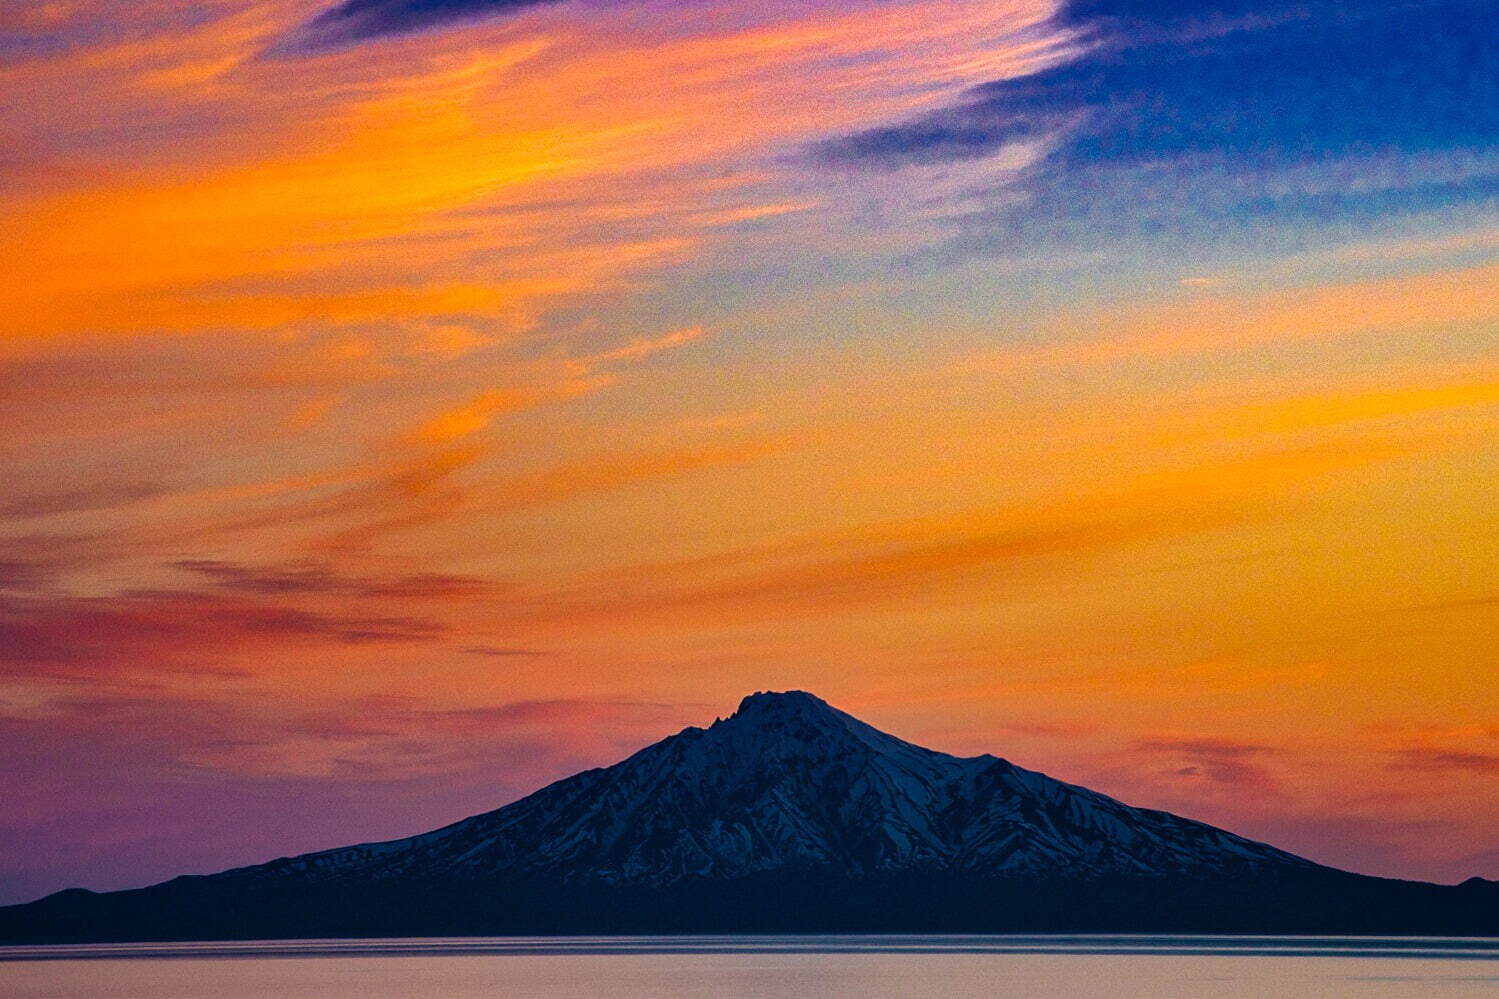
2,936,1496,997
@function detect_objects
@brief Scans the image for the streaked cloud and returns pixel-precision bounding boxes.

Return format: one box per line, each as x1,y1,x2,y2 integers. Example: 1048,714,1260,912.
0,588,450,680
974,261,1499,371
584,326,706,365
290,0,558,51
172,558,496,597
1389,747,1499,775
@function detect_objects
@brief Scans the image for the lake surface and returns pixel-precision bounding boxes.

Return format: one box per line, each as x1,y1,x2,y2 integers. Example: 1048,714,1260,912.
2,936,1496,997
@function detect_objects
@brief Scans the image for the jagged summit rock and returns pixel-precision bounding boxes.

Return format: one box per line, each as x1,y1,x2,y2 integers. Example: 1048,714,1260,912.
3,691,1495,941
712,688,967,764
732,688,847,719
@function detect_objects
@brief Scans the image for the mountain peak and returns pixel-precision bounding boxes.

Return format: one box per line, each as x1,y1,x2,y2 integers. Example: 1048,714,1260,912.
721,688,895,754
733,689,832,717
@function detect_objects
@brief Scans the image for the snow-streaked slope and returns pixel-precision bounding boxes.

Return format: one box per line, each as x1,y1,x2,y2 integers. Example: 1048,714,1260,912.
230,690,1309,889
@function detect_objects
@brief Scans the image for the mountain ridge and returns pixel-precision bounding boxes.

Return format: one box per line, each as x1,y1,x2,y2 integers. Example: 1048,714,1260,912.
223,689,1308,887
3,690,1495,941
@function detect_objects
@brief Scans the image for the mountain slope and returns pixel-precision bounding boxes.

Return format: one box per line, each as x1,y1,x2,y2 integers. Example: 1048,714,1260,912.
2,691,1495,941
255,690,1306,888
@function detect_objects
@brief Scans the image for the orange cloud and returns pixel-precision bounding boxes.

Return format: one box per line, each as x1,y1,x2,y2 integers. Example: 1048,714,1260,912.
412,377,610,444
478,437,785,513
1,0,1071,350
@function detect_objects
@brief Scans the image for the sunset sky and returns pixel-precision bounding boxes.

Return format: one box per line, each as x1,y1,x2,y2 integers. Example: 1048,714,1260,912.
2,0,1497,904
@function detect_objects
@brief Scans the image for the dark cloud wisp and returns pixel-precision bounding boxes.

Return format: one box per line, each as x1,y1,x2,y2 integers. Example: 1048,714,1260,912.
816,0,1499,252
288,0,561,50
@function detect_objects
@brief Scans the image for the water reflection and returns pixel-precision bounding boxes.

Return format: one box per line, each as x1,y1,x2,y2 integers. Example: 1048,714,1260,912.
1,936,1496,999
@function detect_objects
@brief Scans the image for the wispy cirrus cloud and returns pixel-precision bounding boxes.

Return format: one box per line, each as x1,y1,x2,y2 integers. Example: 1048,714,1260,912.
0,588,450,680
1389,747,1499,775
288,0,558,51
812,0,1499,280
1370,595,1499,617
583,326,706,365
1131,735,1286,797
463,645,551,657
530,423,1472,626
969,260,1499,372
172,558,497,598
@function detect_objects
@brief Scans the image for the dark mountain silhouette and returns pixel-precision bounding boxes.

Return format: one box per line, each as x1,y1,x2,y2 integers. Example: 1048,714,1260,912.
3,691,1495,942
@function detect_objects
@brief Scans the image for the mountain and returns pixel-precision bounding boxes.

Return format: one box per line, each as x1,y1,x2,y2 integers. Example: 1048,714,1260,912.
3,690,1495,941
